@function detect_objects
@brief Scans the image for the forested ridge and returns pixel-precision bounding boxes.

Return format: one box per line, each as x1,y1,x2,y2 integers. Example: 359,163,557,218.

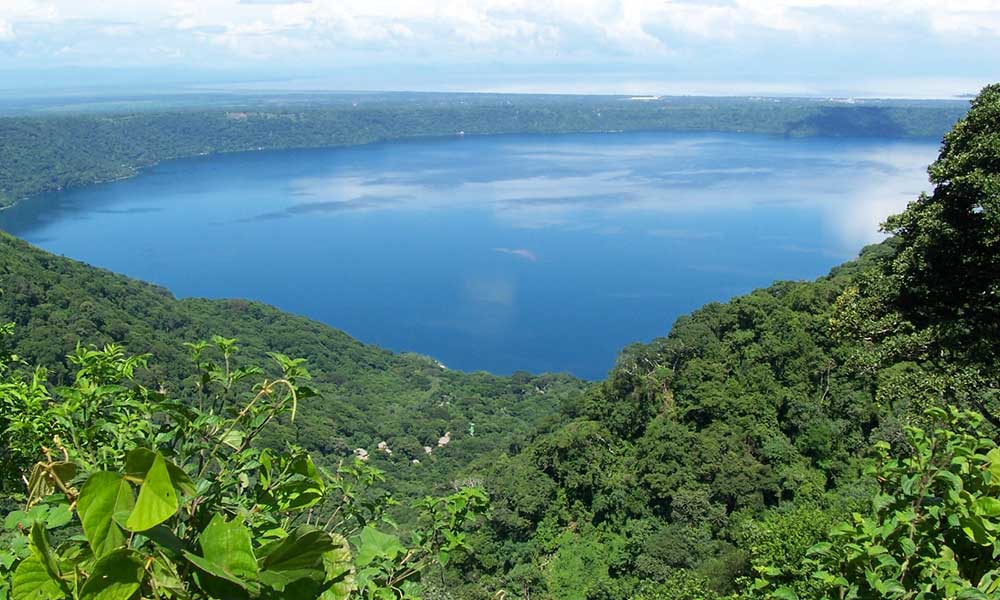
0,93,967,208
0,232,584,517
0,85,998,599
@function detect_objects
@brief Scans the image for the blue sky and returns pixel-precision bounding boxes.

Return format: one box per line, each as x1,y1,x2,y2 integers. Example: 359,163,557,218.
1,0,998,97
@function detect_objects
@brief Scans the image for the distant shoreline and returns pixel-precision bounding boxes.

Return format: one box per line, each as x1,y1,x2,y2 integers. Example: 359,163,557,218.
0,95,965,211
0,127,944,216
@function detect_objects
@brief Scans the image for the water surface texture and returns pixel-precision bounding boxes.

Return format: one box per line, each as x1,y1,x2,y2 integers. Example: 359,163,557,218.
0,131,939,378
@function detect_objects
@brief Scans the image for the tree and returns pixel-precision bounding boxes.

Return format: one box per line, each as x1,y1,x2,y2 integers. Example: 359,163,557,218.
832,84,1000,422
884,84,1000,359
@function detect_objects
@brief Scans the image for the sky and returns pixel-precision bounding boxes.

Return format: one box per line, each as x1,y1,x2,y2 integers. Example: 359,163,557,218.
0,0,998,97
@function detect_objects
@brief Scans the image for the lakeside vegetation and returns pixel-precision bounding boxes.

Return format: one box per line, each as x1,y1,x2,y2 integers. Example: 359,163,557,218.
0,84,998,598
0,93,967,208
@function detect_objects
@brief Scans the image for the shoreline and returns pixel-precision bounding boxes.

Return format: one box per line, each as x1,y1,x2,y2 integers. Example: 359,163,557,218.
0,124,947,213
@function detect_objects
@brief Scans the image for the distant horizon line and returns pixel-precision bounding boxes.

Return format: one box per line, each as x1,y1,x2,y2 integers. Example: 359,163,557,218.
0,84,977,103
0,68,988,103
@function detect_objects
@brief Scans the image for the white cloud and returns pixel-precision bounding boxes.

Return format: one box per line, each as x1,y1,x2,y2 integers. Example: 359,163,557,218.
0,0,998,89
0,0,60,27
1,1,995,35
16,0,1000,53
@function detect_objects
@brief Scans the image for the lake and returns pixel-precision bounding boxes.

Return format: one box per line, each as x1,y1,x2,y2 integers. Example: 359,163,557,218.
0,131,939,379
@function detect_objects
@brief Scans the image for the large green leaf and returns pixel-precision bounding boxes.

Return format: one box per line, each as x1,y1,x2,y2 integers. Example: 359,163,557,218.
11,556,64,600
258,526,337,591
124,448,195,497
79,549,144,600
197,515,259,583
124,453,178,532
180,514,259,595
78,472,134,558
352,526,405,568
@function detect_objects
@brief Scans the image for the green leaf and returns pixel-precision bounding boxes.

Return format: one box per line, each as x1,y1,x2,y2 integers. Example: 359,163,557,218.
352,526,405,568
4,510,28,530
962,516,992,546
806,542,832,556
11,556,64,600
899,537,916,557
197,515,258,583
220,429,245,450
259,526,337,591
772,588,799,600
125,453,178,532
184,553,257,593
148,557,186,599
864,569,883,592
987,448,1000,485
184,518,260,596
79,549,144,600
977,497,1000,517
40,504,72,530
124,448,195,497
55,539,92,567
78,472,134,558
934,470,963,490
269,578,327,600
258,454,325,513
142,524,184,557
29,523,62,587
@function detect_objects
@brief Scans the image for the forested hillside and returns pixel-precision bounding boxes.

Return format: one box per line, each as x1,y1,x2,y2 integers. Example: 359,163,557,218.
0,85,998,600
439,240,891,598
0,94,967,208
0,232,584,513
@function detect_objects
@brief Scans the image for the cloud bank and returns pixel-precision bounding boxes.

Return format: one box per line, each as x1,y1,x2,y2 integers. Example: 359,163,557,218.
0,0,997,95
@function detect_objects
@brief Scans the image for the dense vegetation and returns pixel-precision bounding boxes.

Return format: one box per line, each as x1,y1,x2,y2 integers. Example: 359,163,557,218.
0,330,491,600
1,85,998,599
0,232,584,519
0,93,967,207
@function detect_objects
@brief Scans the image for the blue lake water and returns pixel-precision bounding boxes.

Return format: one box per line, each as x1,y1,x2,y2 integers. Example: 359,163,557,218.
0,131,939,379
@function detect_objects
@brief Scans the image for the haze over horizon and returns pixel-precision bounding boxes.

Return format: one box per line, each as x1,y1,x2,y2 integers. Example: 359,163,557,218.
1,0,998,98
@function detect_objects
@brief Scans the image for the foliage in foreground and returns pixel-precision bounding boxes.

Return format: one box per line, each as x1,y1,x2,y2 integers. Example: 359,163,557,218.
756,408,1000,599
0,334,488,600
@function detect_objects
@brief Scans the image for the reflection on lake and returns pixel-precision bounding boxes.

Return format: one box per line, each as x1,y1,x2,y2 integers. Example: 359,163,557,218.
0,131,938,378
